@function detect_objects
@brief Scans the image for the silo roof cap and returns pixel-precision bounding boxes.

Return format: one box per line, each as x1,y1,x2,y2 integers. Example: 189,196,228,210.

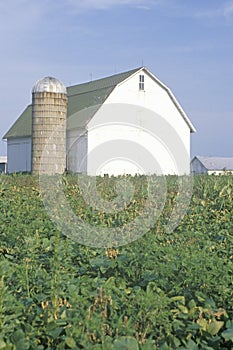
32,76,67,94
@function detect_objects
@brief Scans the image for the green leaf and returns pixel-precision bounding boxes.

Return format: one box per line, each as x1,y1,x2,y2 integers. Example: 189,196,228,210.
140,339,156,349
206,320,224,335
11,329,23,341
197,318,208,331
188,299,196,310
158,342,171,350
178,304,189,314
222,327,233,341
11,331,30,350
16,340,30,350
48,327,63,338
65,337,76,348
112,336,139,350
169,295,185,304
0,340,6,349
185,339,199,350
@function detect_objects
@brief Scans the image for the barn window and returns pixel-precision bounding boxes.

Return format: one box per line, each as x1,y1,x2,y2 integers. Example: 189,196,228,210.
139,75,144,90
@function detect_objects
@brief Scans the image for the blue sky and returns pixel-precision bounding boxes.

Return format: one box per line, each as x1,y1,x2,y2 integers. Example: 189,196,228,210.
0,0,232,158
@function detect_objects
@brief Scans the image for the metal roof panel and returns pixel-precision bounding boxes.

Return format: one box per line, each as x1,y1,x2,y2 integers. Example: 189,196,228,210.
194,156,233,170
67,68,140,96
3,69,139,139
3,105,32,139
3,67,195,139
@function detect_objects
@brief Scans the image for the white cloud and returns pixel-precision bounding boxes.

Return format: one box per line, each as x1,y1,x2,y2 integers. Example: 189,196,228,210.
193,1,233,20
65,0,154,11
136,5,151,10
223,1,233,18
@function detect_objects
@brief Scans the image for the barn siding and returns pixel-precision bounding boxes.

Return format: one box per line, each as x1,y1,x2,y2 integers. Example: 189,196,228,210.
67,129,87,173
190,158,207,174
7,138,32,173
88,70,191,175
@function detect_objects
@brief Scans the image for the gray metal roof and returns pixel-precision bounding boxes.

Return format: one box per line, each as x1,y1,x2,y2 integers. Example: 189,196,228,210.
193,156,233,170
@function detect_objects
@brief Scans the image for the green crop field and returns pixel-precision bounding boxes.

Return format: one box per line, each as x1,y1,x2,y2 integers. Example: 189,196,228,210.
0,174,233,349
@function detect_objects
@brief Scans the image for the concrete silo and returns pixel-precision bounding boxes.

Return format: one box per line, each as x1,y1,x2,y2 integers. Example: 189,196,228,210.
31,77,67,174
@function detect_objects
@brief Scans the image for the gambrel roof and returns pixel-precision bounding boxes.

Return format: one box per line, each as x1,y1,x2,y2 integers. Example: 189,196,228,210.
192,156,233,171
3,67,195,139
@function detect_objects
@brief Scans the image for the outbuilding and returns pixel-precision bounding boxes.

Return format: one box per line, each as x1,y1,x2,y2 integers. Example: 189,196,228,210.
191,156,233,175
3,67,196,175
0,156,7,174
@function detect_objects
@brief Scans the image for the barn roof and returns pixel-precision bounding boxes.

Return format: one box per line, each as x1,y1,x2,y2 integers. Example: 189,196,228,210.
3,105,32,139
3,66,195,139
192,156,233,171
3,68,139,139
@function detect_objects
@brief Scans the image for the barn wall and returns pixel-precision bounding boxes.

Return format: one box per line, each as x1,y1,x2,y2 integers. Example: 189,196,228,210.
87,70,191,175
7,137,32,173
67,129,87,173
107,70,190,151
190,158,207,174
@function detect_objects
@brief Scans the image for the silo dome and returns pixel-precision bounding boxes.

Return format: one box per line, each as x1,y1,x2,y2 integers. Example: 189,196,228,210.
32,76,67,94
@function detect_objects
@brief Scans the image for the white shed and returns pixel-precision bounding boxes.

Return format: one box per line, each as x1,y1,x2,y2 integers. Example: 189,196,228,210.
0,156,7,174
3,67,196,175
191,156,233,175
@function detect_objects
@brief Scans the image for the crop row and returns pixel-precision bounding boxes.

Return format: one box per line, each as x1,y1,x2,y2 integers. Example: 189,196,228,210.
0,174,232,349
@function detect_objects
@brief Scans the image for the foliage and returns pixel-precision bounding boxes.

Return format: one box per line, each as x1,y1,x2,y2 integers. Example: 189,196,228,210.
0,173,233,349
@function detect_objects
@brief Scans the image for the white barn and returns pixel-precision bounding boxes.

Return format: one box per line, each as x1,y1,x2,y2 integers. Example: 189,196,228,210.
3,67,196,175
191,156,233,175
